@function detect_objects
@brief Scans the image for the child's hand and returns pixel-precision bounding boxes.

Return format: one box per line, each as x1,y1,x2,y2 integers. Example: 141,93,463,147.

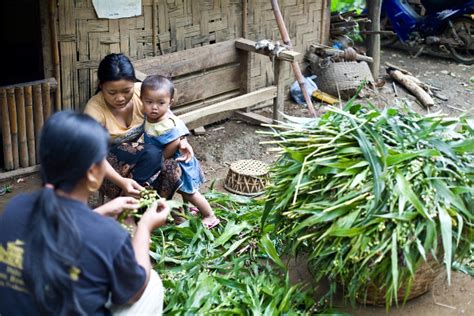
138,199,170,231
176,138,194,163
94,196,139,217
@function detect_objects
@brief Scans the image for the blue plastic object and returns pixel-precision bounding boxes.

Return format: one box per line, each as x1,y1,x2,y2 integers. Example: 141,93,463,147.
290,75,318,105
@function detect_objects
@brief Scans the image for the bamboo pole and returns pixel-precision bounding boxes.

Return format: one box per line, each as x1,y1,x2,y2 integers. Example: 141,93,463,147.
152,0,158,56
42,82,52,120
24,86,36,166
6,88,19,169
33,85,45,137
0,89,14,170
270,0,316,117
15,87,29,167
49,0,61,111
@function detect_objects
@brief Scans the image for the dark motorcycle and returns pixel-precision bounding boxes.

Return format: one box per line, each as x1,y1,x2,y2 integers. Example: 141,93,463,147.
378,0,474,64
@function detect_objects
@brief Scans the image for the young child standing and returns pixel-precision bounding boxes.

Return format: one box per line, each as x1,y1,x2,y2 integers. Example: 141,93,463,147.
140,75,220,229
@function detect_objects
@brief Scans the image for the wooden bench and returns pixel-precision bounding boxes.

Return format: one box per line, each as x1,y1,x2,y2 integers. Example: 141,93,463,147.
133,38,299,130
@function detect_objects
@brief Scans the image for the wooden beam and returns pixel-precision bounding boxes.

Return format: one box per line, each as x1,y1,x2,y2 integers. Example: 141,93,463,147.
0,165,40,181
235,38,300,62
134,40,239,78
0,78,58,91
234,111,272,125
179,86,277,128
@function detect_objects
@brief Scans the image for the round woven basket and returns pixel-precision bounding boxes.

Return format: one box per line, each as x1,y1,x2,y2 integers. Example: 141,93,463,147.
357,255,443,306
224,160,269,196
312,61,374,100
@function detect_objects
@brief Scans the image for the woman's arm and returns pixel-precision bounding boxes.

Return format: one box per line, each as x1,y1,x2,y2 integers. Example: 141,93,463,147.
94,196,139,217
163,138,181,159
104,159,144,197
129,200,170,302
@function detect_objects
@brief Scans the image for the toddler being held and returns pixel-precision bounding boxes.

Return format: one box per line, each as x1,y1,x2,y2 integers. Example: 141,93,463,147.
141,75,220,229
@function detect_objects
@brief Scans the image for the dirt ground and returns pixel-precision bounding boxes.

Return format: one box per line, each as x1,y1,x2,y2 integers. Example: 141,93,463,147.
0,47,473,314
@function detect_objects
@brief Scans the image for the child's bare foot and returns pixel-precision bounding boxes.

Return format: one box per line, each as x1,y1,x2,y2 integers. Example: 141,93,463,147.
202,215,220,229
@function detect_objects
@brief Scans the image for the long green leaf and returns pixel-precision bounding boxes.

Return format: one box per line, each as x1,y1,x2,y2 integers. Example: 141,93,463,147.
391,232,399,303
438,206,453,284
260,234,286,270
396,171,431,220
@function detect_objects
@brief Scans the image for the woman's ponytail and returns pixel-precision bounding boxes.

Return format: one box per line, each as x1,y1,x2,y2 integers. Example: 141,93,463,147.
25,187,84,315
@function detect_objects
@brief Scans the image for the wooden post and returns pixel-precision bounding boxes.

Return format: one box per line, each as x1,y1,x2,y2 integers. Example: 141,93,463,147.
49,0,61,111
42,82,52,119
239,49,252,112
270,0,316,117
242,0,248,38
273,59,285,123
15,88,29,168
24,86,36,166
0,89,14,170
367,0,382,79
33,85,45,137
152,0,158,56
6,88,19,169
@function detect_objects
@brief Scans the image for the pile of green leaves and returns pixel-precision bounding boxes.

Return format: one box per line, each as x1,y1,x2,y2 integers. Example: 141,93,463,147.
261,102,474,307
150,192,317,314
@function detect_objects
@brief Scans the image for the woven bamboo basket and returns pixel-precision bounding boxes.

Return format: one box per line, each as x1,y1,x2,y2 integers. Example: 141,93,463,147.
357,255,443,306
312,61,374,100
224,160,269,196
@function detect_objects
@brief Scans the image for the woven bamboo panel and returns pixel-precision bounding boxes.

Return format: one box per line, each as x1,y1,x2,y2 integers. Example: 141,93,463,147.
57,0,329,110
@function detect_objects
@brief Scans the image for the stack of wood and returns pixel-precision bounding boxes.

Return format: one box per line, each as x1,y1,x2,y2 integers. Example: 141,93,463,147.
330,10,370,39
307,44,373,64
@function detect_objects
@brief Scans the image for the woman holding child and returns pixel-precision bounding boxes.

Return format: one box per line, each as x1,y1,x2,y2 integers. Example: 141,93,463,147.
84,53,219,227
84,53,184,200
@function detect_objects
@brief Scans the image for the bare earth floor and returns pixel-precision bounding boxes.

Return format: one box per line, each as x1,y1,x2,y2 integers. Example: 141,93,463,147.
1,47,473,314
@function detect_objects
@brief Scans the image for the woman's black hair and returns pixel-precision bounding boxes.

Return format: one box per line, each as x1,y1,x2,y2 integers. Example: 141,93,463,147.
96,53,137,94
141,75,175,99
24,111,109,315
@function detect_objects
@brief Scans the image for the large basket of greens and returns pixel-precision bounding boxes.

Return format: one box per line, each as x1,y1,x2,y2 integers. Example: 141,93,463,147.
261,102,474,307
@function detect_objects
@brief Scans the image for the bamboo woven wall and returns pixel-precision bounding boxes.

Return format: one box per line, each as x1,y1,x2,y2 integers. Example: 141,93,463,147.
56,0,329,110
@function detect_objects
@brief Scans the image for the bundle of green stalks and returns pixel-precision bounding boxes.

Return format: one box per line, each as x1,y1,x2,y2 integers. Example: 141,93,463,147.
150,192,317,315
261,102,474,307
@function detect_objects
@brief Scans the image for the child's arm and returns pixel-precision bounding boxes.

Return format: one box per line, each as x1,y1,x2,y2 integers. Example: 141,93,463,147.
163,138,181,159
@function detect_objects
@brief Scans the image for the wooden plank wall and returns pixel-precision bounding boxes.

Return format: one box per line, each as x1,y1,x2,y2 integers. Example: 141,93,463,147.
56,0,329,110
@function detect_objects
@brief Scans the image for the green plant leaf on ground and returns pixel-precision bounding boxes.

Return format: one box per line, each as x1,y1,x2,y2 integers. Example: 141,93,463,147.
150,191,318,314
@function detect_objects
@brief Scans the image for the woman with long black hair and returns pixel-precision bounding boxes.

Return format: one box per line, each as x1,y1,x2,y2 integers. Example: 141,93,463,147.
0,111,169,315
